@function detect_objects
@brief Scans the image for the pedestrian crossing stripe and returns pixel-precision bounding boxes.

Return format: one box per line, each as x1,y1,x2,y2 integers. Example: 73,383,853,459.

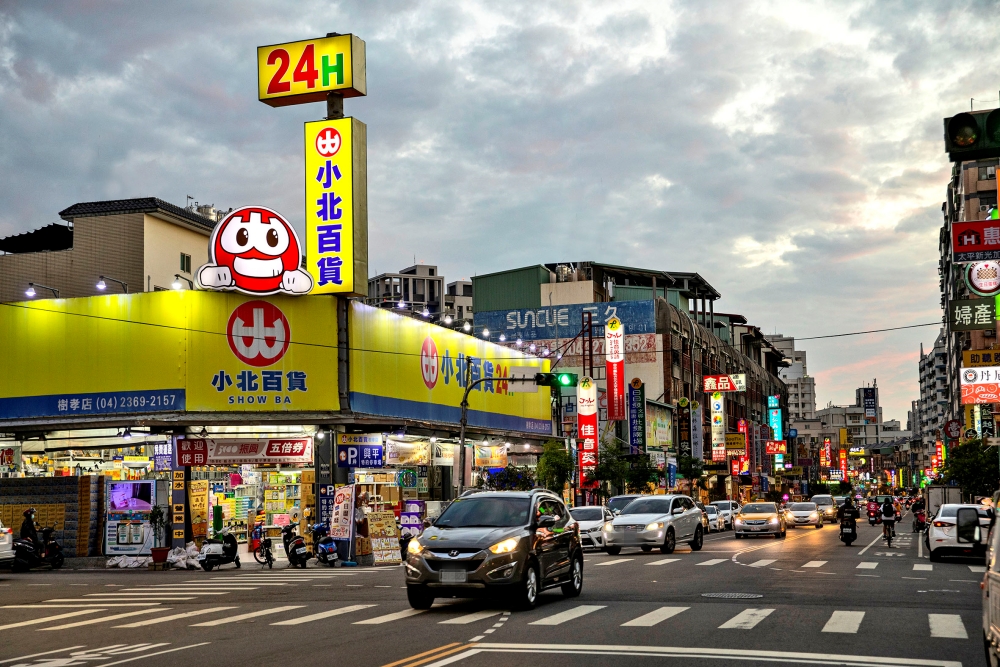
696,559,726,566
718,608,774,629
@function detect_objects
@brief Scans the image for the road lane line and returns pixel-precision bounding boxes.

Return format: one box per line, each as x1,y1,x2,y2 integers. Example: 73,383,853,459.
929,614,967,639
439,610,502,625
191,605,304,626
748,559,775,568
31,603,161,607
113,607,239,627
802,561,827,568
99,643,211,666
856,562,878,569
718,608,774,629
272,604,377,625
822,610,865,633
354,608,427,625
857,532,883,556
529,605,606,626
594,559,633,566
697,559,726,566
971,565,987,572
621,606,688,627
0,610,104,630
0,647,87,665
646,558,680,566
38,608,164,630
914,563,933,571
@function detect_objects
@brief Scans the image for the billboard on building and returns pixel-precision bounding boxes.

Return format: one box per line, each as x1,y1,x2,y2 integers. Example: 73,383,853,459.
949,298,996,332
952,218,1000,263
348,302,551,433
961,366,1000,404
257,34,367,107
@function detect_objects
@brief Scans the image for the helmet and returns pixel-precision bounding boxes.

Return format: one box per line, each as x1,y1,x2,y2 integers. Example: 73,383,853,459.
23,507,35,518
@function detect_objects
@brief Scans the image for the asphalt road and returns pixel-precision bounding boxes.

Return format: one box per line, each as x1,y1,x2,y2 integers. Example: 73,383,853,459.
0,517,988,667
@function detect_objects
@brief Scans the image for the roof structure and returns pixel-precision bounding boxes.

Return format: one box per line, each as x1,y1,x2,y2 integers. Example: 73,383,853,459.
0,223,72,254
59,197,216,233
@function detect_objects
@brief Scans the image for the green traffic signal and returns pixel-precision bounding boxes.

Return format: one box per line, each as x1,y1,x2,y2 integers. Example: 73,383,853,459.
944,109,1000,161
534,372,579,387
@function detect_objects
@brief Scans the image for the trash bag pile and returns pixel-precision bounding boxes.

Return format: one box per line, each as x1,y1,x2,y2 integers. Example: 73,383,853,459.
106,555,151,568
164,542,201,569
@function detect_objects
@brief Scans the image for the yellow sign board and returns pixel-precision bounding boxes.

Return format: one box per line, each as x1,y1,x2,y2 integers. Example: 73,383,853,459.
475,445,508,468
304,117,368,296
965,350,1000,367
349,303,551,434
0,291,339,419
257,34,366,107
725,433,746,451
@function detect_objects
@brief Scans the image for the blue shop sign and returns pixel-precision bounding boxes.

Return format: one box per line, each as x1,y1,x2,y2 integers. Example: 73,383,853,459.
337,444,383,468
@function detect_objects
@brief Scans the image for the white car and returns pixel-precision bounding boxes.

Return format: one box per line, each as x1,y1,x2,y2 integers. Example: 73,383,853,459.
785,502,823,529
811,495,838,523
603,495,705,555
926,503,993,562
0,519,13,568
710,500,741,529
570,505,613,549
702,504,725,532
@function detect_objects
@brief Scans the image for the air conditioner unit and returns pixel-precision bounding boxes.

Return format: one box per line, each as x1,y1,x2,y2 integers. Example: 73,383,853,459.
987,329,996,337
982,205,992,213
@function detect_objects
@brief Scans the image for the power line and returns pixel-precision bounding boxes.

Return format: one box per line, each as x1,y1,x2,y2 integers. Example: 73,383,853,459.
796,321,941,341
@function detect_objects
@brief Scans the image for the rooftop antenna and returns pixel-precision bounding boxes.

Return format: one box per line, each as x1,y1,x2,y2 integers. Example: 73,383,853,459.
186,195,194,208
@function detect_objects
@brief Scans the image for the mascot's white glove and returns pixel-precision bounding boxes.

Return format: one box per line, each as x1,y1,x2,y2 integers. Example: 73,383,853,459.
282,269,314,294
198,264,233,288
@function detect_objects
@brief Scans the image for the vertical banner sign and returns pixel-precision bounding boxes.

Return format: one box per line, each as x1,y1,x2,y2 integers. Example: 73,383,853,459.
768,408,783,441
862,387,877,420
304,117,369,296
577,377,599,488
691,401,702,459
627,378,646,454
839,449,847,477
604,317,625,420
677,397,691,460
822,437,831,468
710,392,726,462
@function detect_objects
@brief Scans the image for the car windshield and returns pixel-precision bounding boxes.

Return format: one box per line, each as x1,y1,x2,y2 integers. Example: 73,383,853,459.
938,506,957,518
704,506,717,515
813,497,833,506
742,503,777,514
712,502,733,510
434,497,530,528
570,508,604,521
608,497,639,512
620,497,672,515
790,503,816,511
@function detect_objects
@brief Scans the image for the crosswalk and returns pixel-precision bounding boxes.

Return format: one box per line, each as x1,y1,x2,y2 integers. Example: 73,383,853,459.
0,600,972,640
583,554,988,576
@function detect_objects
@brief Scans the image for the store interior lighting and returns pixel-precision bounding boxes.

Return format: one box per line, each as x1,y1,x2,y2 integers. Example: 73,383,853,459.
463,322,471,332
498,333,506,342
444,315,453,325
397,300,405,309
481,328,490,338
421,308,430,317
516,338,523,347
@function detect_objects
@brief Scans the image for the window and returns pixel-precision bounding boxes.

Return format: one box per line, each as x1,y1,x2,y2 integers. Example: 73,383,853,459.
979,165,996,181
180,253,191,274
463,284,473,297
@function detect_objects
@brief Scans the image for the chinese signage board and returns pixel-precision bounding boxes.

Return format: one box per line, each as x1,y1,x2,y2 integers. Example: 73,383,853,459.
702,374,746,392
318,484,336,524
862,387,877,418
176,438,312,466
474,445,508,468
627,378,646,453
305,117,368,296
691,402,702,459
432,442,455,466
604,317,626,421
765,440,786,455
965,350,1000,367
577,376,598,488
961,366,1000,404
349,303,551,433
153,442,172,471
367,510,402,565
710,392,726,461
677,397,691,459
336,434,384,468
821,437,831,467
952,218,1000,263
725,433,746,455
329,484,355,540
386,440,430,467
950,298,996,331
767,395,780,408
257,34,366,107
768,408,783,441
966,261,1000,297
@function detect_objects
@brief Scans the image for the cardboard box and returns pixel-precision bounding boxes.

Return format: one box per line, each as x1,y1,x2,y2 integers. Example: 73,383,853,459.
355,536,372,556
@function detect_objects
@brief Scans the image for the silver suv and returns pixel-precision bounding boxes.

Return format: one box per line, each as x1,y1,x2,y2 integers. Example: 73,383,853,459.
404,490,583,610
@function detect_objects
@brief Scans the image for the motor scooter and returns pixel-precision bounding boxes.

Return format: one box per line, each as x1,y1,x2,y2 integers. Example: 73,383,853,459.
283,523,310,568
839,518,857,546
310,522,337,566
912,510,926,533
12,525,64,571
198,526,240,571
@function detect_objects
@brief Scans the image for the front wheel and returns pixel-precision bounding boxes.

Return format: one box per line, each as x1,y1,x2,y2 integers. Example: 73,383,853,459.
514,563,539,610
640,545,652,552
689,526,703,551
234,556,241,569
660,529,676,554
929,548,941,562
605,546,621,556
986,631,1000,667
201,561,214,572
51,553,64,570
561,556,583,598
406,585,434,610
253,547,268,564
815,523,822,529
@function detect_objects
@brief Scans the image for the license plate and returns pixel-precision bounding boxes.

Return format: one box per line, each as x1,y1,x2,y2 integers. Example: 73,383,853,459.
198,554,206,560
750,527,763,531
296,547,307,554
440,570,467,584
842,529,854,534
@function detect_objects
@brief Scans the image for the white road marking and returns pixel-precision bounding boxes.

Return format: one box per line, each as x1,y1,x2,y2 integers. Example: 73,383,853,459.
802,561,827,568
697,559,726,566
748,559,775,568
271,604,377,625
645,558,680,566
113,607,239,627
929,613,968,639
856,562,878,569
822,610,865,633
38,608,164,630
0,646,87,665
529,605,606,626
76,596,195,601
595,559,633,566
970,565,987,573
439,610,503,625
857,532,883,556
87,592,227,596
190,605,304,626
621,606,688,627
30,603,161,607
99,642,210,666
914,564,933,571
718,608,774,629
0,610,104,630
354,608,427,625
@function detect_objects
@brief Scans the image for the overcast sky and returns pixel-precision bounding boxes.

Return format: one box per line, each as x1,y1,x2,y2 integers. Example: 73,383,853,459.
1,1,996,423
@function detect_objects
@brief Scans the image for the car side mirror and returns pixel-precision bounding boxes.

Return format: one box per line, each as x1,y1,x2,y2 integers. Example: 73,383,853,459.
672,507,684,515
537,515,557,529
423,518,433,528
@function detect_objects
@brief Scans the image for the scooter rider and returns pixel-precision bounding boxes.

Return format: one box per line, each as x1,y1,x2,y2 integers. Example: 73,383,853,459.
838,497,861,522
19,508,38,547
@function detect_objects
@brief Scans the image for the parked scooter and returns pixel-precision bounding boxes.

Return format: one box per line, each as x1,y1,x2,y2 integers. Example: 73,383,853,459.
839,518,857,546
311,522,337,567
12,525,64,571
283,523,310,568
198,527,240,571
912,510,927,533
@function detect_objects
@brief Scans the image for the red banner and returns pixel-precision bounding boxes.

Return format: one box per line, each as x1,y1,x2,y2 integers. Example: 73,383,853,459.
605,317,625,420
839,449,847,476
730,458,740,476
765,440,786,455
176,438,312,466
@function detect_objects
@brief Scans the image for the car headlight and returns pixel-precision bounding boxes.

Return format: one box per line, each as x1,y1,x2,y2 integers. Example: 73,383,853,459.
769,517,779,524
603,522,614,532
809,512,818,519
734,518,743,525
407,540,423,555
489,538,519,554
645,522,664,531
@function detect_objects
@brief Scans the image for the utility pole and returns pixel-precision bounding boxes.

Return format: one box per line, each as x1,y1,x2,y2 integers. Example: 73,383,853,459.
457,358,475,496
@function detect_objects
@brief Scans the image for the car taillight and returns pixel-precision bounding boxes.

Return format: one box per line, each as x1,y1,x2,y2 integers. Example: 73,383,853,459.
932,520,954,527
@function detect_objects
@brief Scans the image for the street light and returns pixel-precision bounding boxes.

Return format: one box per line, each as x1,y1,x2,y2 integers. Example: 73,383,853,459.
463,322,471,332
498,333,506,342
444,315,453,325
481,328,490,338
97,275,128,293
421,308,430,317
172,274,194,290
25,283,59,298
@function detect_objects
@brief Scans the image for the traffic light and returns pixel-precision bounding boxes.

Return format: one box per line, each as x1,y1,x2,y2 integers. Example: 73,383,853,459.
943,109,1000,161
534,372,578,387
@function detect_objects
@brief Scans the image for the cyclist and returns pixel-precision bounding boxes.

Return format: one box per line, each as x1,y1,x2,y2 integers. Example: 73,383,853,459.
880,497,896,540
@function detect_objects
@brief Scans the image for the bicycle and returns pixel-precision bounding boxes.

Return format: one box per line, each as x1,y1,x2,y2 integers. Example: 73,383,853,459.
253,536,274,569
882,518,894,548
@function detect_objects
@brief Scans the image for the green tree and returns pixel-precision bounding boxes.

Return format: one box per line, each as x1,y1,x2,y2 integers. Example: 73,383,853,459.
677,454,704,488
589,440,629,498
625,453,660,494
942,438,1000,498
536,440,572,492
476,465,535,491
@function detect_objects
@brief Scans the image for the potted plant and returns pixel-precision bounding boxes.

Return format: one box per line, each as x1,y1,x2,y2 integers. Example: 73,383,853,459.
149,505,170,564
